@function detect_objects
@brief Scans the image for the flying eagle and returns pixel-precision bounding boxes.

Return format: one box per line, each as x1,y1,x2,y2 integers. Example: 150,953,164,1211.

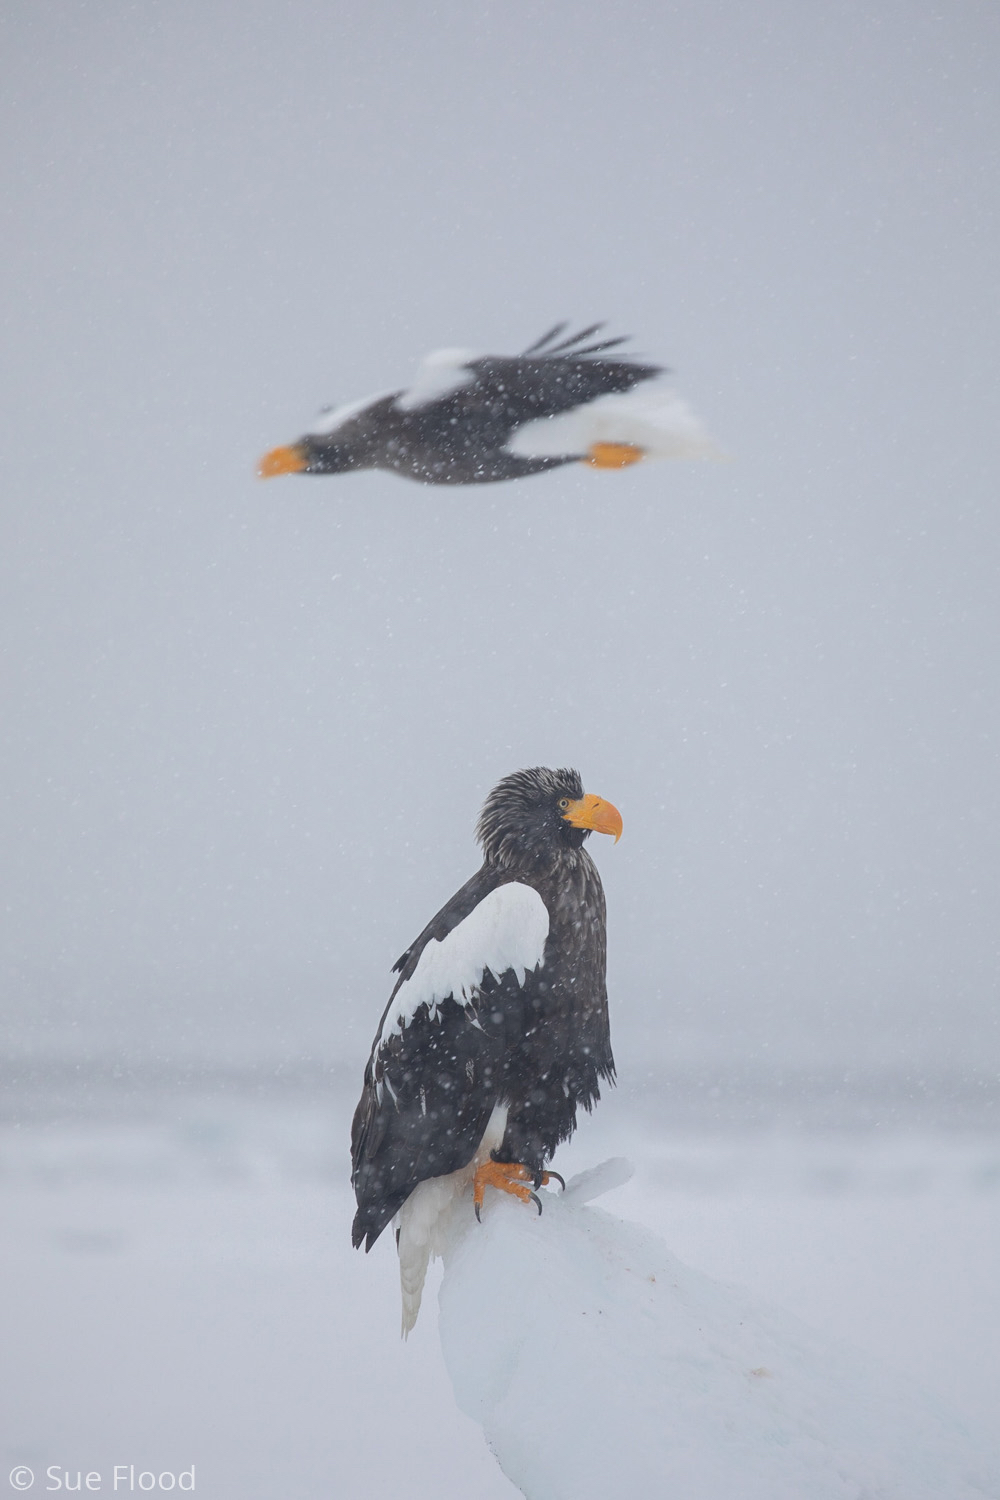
351,766,622,1332
258,323,710,485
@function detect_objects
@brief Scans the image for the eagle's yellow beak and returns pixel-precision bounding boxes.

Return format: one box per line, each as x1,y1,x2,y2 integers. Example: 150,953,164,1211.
562,793,623,842
257,442,308,479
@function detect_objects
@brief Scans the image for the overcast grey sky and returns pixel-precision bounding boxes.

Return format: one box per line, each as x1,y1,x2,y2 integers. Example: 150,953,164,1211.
2,0,998,1082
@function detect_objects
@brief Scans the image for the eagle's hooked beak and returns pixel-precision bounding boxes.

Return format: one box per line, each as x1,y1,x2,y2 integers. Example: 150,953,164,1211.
562,793,623,843
257,442,309,479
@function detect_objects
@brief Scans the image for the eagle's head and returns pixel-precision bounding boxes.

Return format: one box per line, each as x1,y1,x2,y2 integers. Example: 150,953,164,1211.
257,436,359,477
476,766,622,870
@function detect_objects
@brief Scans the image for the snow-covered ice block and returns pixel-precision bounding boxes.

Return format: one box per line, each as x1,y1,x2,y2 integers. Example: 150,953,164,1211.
438,1164,999,1500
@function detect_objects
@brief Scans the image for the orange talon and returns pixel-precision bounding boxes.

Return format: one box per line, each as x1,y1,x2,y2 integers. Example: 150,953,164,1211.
583,441,645,469
473,1160,557,1221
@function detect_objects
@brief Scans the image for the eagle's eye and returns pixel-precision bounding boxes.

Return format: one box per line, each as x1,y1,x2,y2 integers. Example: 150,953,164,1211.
558,797,570,810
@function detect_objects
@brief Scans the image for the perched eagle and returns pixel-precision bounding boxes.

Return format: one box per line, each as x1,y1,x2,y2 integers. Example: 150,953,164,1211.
351,766,622,1332
258,323,710,486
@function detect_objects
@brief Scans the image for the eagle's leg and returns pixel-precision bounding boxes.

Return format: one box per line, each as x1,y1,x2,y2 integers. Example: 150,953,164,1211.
473,1160,560,1222
583,441,645,469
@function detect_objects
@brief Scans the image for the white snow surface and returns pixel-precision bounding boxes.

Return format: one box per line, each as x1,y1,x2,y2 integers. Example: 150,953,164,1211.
377,881,549,1049
506,377,715,460
394,347,479,410
438,1161,1000,1500
4,1095,1000,1500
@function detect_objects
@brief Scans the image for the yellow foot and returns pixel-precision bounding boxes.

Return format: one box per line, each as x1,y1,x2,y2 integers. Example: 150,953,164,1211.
473,1161,565,1222
583,441,645,469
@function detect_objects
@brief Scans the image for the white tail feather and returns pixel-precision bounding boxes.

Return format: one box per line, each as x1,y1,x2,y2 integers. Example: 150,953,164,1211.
395,1104,509,1336
506,379,715,461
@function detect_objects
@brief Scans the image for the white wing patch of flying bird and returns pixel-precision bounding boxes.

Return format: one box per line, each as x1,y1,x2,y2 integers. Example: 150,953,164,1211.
310,390,394,436
506,377,715,461
394,347,480,411
377,881,550,1053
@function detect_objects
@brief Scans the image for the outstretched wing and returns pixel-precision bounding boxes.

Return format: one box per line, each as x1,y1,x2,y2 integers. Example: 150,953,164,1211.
461,325,662,433
519,321,635,358
351,875,550,1250
392,327,661,444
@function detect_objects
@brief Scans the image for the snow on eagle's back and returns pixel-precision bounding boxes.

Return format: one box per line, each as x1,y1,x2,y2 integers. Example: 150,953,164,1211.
437,1168,1000,1500
378,882,549,1049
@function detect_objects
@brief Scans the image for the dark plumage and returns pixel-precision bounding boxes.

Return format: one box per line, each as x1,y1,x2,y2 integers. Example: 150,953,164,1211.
350,766,622,1331
258,324,709,486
